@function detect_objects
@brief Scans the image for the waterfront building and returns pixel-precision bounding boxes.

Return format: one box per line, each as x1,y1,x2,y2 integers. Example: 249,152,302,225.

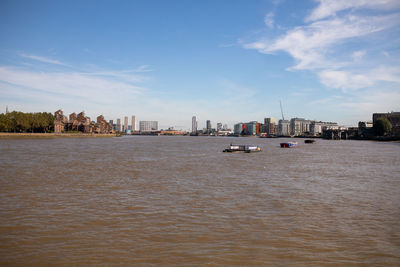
278,120,290,136
54,110,112,134
234,121,261,135
373,112,400,136
139,121,158,132
192,116,197,133
290,118,312,136
264,117,277,136
234,123,244,135
217,123,222,131
131,115,136,131
310,121,338,136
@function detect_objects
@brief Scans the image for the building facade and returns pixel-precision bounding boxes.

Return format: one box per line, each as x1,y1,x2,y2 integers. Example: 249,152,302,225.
139,121,158,132
290,118,312,136
278,120,290,136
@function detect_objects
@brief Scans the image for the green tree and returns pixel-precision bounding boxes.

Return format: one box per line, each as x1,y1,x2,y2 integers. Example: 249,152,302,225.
374,117,392,136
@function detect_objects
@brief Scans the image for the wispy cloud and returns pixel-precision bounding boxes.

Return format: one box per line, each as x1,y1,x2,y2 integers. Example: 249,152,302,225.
264,12,275,29
243,1,400,91
19,53,69,66
306,0,400,22
0,66,146,106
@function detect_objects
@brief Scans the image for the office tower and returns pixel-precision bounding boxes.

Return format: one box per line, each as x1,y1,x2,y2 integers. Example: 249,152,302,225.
206,120,211,131
131,115,136,131
117,118,122,132
109,120,113,125
192,116,197,133
139,121,158,132
124,116,128,132
217,123,222,131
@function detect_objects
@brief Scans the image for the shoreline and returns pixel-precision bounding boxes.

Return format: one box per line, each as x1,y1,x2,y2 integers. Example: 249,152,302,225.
0,133,118,139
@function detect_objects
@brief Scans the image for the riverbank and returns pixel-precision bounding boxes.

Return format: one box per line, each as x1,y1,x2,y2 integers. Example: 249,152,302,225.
0,133,118,139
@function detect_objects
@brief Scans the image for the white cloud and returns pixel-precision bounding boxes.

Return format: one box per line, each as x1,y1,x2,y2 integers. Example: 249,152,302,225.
306,0,400,22
243,3,400,91
19,53,68,66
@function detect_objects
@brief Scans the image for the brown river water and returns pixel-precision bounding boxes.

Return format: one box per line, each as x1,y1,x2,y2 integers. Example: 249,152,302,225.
0,136,399,266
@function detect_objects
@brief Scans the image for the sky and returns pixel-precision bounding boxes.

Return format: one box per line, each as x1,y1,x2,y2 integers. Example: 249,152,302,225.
1,0,399,130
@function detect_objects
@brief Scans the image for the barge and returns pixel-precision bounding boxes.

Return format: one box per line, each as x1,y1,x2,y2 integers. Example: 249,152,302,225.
223,144,262,153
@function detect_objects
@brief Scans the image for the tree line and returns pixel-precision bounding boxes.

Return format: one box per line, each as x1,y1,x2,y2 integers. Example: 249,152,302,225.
0,111,54,133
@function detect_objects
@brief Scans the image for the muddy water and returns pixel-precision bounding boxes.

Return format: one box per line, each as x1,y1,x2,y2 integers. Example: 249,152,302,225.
0,136,399,265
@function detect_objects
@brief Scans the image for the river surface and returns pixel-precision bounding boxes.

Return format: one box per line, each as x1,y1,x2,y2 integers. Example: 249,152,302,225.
0,136,399,266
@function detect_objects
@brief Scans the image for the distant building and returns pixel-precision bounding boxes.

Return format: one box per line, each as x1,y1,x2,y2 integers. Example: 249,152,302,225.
217,123,222,131
124,116,128,132
116,118,122,132
54,110,113,134
358,121,373,138
278,120,290,136
206,120,211,132
310,121,338,136
234,121,261,135
140,121,158,132
234,123,244,135
131,115,136,131
290,118,312,136
264,117,277,136
192,116,197,133
373,112,400,136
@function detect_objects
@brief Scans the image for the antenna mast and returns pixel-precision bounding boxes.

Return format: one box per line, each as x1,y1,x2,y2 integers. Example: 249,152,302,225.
280,100,285,120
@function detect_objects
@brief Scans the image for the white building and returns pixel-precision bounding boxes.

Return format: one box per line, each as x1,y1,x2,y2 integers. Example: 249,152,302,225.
139,121,158,132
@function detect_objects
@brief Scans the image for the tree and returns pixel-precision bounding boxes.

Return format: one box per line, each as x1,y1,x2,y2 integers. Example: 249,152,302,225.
374,117,392,136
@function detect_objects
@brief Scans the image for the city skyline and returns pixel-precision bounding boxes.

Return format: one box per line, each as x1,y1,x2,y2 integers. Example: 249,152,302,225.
1,0,399,130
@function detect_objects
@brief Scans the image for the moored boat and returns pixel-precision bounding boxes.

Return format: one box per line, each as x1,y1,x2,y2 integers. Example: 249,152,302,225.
280,141,298,148
223,144,262,153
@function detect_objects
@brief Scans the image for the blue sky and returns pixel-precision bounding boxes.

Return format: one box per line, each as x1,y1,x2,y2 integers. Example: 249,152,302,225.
1,0,399,130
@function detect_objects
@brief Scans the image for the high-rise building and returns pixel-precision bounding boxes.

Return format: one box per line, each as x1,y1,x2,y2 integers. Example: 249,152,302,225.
217,123,222,131
131,115,136,131
124,116,129,132
116,118,122,132
206,120,211,131
139,121,158,132
192,116,197,133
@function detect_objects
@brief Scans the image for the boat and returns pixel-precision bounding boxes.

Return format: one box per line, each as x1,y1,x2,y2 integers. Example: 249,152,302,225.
223,144,262,153
280,141,298,148
304,139,316,144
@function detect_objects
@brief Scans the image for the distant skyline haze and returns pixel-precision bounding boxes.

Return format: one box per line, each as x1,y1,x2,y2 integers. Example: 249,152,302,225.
1,0,399,130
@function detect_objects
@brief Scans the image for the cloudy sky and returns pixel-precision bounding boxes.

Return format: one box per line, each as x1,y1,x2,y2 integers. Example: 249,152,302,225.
1,0,399,130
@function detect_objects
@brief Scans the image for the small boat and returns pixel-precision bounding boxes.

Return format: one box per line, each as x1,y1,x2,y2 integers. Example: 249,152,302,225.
223,144,262,153
280,141,298,148
304,139,316,144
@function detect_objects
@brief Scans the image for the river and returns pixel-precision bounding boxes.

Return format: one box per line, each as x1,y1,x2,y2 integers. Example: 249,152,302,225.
0,136,399,265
